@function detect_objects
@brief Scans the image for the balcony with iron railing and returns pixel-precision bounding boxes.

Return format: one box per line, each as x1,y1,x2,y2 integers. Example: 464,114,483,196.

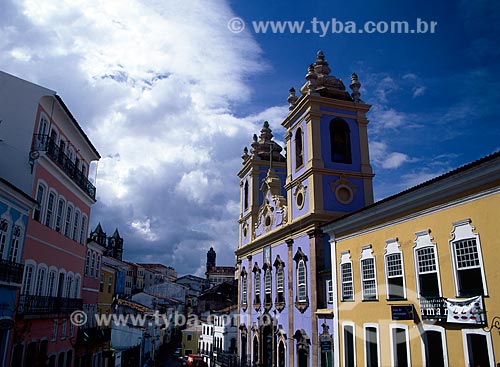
0,259,24,284
32,134,96,200
17,294,83,316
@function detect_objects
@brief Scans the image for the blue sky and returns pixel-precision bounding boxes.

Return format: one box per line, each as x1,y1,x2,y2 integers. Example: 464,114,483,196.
0,0,498,276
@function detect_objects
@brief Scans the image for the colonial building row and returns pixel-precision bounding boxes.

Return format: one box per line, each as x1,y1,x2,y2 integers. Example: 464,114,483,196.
324,151,500,367
0,70,199,367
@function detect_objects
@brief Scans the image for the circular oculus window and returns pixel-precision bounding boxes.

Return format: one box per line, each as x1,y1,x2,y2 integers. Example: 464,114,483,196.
296,191,305,209
335,185,354,205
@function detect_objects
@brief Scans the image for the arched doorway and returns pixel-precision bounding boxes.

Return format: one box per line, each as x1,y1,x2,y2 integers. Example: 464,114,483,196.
262,325,273,366
294,329,310,367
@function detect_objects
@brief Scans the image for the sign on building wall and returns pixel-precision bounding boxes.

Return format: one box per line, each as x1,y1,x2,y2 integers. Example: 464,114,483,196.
419,296,485,324
445,296,484,324
391,305,414,321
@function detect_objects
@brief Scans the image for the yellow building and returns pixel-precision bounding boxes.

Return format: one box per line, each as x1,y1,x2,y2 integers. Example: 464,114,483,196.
323,151,500,366
181,324,202,357
98,263,117,318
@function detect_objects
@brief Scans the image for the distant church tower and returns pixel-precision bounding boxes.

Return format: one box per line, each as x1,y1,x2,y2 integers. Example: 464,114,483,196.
108,228,124,261
206,246,216,271
90,222,107,247
89,224,124,261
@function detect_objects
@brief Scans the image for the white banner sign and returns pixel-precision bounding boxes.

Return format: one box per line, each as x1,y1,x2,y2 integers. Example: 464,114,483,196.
445,296,484,324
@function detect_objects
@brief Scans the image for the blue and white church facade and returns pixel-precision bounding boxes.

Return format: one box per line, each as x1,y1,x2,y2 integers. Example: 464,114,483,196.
235,51,374,367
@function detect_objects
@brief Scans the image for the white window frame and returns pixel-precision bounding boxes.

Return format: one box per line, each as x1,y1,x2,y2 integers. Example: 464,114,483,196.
96,255,101,278
55,197,66,233
363,323,380,367
64,204,73,238
22,260,37,295
265,269,272,303
72,209,80,241
85,250,91,276
420,324,449,367
90,252,96,277
342,321,356,367
360,245,378,301
56,269,67,298
327,279,334,304
46,267,58,297
34,183,47,222
276,265,284,301
74,274,81,298
241,272,248,307
0,216,11,260
52,319,58,341
384,238,407,300
8,221,24,263
462,328,494,367
254,269,260,304
65,272,74,298
60,319,67,340
45,190,57,228
297,259,307,302
413,230,442,299
389,324,411,367
38,116,48,136
449,219,488,297
340,251,354,301
35,264,48,296
79,215,87,244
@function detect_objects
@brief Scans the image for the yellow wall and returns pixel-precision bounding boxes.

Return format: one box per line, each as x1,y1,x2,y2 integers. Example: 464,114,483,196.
182,327,201,356
335,190,500,366
98,267,116,316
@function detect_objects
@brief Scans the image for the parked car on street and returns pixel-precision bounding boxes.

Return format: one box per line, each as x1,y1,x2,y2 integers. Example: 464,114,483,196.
185,354,208,367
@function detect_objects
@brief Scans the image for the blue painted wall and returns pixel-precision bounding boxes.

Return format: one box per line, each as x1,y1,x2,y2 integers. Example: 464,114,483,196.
320,114,361,173
322,175,366,213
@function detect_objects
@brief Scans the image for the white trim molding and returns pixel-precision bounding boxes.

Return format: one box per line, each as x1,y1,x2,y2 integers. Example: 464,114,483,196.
413,230,442,299
461,328,494,367
363,323,380,367
449,219,488,297
389,323,411,367
420,324,449,367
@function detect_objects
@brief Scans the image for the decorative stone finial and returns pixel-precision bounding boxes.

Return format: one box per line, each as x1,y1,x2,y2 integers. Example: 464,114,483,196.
305,64,317,93
250,134,259,157
287,87,298,110
350,72,361,102
314,50,331,76
260,121,273,143
242,147,250,162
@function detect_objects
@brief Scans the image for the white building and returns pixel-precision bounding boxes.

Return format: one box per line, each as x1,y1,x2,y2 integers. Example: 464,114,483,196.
199,305,238,366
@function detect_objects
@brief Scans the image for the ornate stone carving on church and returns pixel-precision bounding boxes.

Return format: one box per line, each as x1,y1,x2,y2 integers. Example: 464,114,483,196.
331,176,357,205
293,182,307,210
255,169,288,237
299,50,355,101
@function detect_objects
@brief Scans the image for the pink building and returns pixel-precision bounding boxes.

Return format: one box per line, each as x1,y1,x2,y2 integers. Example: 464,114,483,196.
0,71,100,367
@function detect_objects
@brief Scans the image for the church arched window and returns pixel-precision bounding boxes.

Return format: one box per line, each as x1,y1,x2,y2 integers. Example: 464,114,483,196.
244,180,249,211
330,119,352,164
295,127,304,168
